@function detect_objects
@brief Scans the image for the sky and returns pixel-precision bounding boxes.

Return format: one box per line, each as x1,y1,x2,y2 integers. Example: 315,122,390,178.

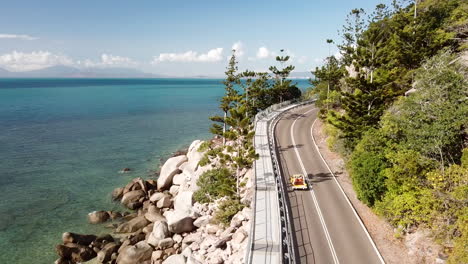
0,0,392,76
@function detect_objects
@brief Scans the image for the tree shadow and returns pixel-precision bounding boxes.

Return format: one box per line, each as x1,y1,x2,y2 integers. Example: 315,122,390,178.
307,172,333,184
278,144,304,152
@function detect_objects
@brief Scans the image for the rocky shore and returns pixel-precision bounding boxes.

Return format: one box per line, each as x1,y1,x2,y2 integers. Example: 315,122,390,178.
54,139,253,264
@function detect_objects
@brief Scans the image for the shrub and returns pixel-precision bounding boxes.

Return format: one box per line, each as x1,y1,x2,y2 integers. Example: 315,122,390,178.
348,129,389,206
375,189,440,229
193,168,236,203
214,198,245,226
197,141,211,152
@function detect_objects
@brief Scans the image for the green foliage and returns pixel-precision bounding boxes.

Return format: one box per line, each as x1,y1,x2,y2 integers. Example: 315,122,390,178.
375,188,440,228
197,141,211,152
214,198,245,226
349,129,389,206
380,51,468,165
384,149,436,194
448,207,468,264
194,168,236,203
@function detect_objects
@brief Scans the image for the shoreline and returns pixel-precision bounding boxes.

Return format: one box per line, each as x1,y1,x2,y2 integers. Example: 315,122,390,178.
54,138,252,264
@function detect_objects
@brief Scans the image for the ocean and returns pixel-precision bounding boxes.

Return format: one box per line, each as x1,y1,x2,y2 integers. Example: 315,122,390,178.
0,78,310,263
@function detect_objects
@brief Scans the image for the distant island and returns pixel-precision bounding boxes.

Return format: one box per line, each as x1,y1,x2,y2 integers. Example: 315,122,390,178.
0,65,314,79
0,65,169,78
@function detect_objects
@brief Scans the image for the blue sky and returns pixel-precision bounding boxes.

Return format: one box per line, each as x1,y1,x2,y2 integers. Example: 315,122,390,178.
0,0,392,76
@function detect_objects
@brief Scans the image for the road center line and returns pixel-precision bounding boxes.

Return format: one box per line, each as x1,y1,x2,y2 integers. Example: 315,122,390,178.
290,107,340,264
310,118,386,264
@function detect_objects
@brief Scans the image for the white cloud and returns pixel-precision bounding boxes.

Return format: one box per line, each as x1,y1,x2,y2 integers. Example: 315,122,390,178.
0,34,38,40
152,48,224,63
77,54,138,68
256,46,271,59
231,41,244,57
0,51,73,71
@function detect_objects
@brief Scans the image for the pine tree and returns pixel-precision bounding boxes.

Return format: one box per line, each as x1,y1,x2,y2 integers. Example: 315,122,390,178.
269,49,301,103
209,50,241,145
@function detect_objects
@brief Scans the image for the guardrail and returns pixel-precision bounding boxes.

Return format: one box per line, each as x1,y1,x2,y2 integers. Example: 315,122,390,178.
246,99,314,264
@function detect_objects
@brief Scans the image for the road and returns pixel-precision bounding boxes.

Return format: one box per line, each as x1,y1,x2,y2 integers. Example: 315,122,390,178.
274,104,384,264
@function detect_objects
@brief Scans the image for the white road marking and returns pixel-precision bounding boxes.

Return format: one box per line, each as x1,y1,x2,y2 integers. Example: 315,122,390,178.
290,108,340,264
310,117,386,264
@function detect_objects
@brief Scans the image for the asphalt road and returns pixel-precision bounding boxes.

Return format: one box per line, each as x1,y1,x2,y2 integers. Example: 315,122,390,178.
274,104,384,264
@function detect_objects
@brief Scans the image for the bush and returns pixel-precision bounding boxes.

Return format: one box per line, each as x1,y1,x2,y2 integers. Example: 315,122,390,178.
214,198,245,226
197,141,211,152
375,189,440,229
448,207,468,264
193,168,236,203
384,149,436,194
348,129,389,206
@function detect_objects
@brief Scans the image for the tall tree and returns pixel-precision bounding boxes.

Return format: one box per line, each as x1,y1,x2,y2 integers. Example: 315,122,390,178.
339,8,366,66
209,50,241,145
269,49,301,103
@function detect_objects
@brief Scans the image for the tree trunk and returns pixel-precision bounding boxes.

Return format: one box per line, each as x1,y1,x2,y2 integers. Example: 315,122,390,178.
223,111,227,146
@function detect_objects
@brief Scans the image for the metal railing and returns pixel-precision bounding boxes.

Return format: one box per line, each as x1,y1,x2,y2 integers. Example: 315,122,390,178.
246,99,315,264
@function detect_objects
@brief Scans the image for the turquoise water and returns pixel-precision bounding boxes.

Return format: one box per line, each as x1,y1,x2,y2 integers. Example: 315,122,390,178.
0,78,310,263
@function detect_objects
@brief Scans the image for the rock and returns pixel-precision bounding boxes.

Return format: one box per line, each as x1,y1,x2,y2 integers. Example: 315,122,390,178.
152,250,164,261
158,238,174,249
157,155,187,191
142,223,154,234
55,243,97,262
172,173,186,186
149,192,166,203
97,242,119,263
62,232,97,246
232,230,246,244
121,168,131,173
116,215,150,233
186,140,204,172
147,221,170,247
205,224,220,235
173,234,183,243
166,210,195,234
183,232,201,244
162,254,186,264
186,256,201,264
123,178,143,194
220,227,235,238
144,205,166,222
190,242,200,251
169,185,180,196
88,211,110,224
182,246,192,258
241,207,251,220
108,211,123,220
54,258,73,264
121,190,146,209
146,179,158,190
193,215,211,228
212,236,231,249
187,165,210,192
91,234,115,249
128,232,147,245
230,211,246,228
174,191,194,214
116,241,152,264
112,187,124,201
164,247,176,255
157,195,173,209
207,255,223,264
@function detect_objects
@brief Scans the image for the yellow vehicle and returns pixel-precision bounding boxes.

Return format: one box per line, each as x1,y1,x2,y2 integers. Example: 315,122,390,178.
290,174,308,190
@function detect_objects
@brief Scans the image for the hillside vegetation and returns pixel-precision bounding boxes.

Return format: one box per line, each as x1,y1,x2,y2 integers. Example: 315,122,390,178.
305,0,467,262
